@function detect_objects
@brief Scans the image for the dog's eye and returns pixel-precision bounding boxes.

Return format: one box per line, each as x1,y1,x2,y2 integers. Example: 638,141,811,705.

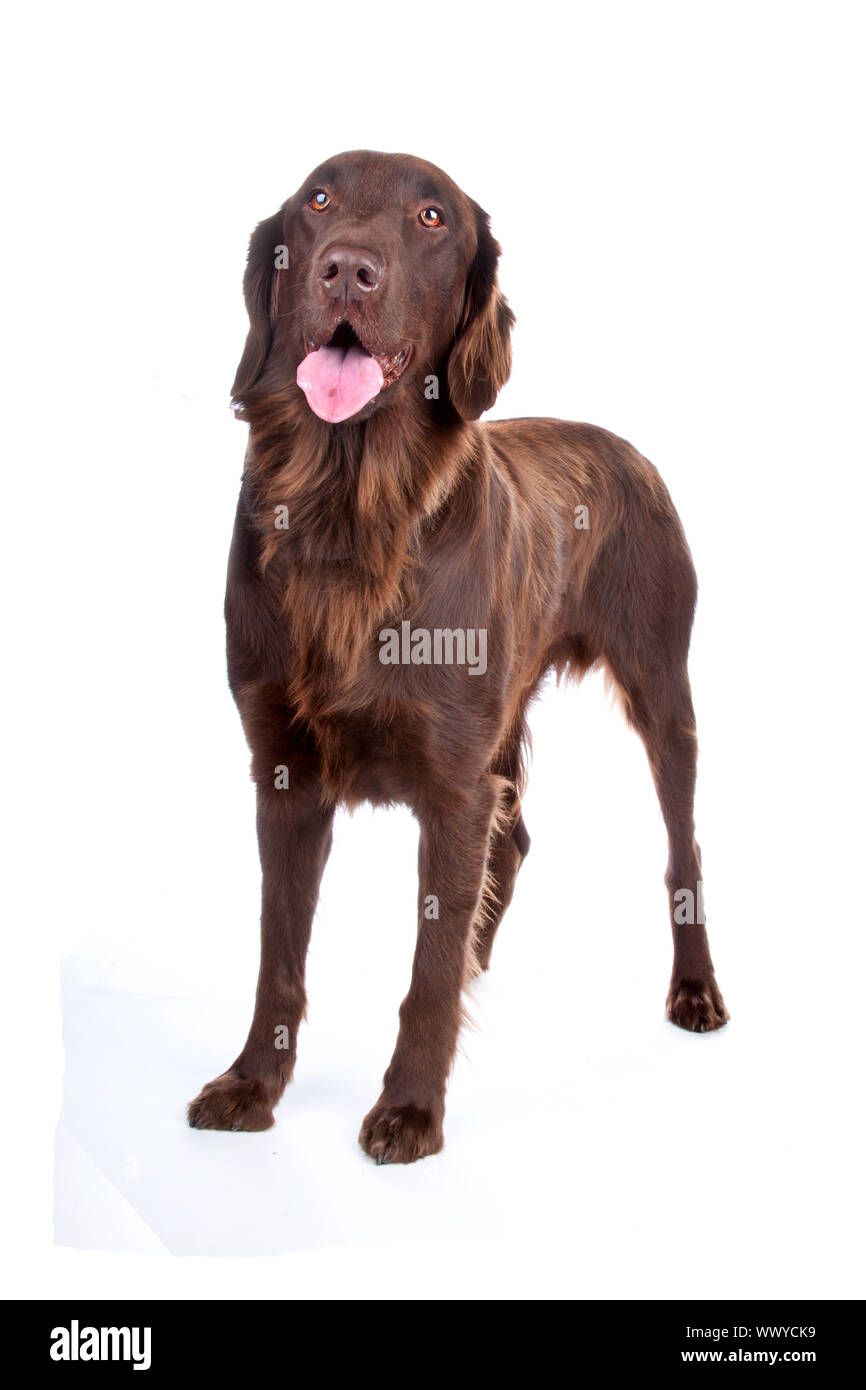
419,206,443,228
308,190,331,212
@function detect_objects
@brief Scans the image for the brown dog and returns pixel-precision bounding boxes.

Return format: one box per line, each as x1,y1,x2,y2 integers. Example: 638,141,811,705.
188,150,728,1163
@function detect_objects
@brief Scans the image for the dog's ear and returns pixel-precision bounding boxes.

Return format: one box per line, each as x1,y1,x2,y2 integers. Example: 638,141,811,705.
231,209,286,401
446,203,515,421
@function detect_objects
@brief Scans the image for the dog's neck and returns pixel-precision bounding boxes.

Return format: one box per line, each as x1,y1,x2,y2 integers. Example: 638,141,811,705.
245,392,470,558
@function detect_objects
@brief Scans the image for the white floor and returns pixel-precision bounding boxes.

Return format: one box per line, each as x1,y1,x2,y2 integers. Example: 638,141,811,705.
55,960,862,1291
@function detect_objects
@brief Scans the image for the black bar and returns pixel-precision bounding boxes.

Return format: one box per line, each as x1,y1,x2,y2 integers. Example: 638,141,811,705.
1,1299,860,1373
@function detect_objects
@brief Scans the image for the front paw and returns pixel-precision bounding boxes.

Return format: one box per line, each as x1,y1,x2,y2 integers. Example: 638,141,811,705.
359,1102,444,1165
666,976,730,1033
187,1070,277,1131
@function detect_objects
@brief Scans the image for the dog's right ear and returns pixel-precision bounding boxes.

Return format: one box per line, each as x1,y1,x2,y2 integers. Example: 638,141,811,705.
231,209,287,402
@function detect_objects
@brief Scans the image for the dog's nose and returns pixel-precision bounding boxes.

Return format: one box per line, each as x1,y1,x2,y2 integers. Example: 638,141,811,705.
317,246,384,302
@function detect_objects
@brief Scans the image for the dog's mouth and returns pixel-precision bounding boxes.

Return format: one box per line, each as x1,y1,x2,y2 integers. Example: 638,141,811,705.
297,321,412,424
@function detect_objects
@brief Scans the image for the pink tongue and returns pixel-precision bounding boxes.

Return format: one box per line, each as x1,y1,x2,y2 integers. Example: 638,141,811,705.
296,344,384,423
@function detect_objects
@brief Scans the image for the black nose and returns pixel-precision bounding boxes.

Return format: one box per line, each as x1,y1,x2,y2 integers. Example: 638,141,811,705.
317,245,384,302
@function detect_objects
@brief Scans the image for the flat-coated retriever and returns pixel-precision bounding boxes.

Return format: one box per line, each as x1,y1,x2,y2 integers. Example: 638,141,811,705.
188,150,728,1163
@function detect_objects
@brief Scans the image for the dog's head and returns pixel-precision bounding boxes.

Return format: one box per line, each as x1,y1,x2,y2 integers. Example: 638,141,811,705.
232,150,514,424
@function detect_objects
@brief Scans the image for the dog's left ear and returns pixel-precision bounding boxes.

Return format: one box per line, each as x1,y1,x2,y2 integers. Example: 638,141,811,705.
231,208,287,403
446,203,515,421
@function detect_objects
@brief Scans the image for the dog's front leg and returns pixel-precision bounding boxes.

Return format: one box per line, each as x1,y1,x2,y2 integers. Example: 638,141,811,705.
188,775,334,1132
359,777,497,1164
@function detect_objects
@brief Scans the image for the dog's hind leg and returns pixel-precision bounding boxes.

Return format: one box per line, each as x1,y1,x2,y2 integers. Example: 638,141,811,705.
590,526,729,1032
609,648,728,1030
472,733,531,971
473,808,530,971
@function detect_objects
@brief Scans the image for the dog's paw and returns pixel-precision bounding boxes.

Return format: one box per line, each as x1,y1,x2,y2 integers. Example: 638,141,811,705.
666,976,730,1033
359,1102,443,1165
187,1071,276,1132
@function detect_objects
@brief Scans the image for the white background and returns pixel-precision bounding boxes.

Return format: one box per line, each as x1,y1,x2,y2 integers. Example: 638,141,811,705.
2,0,864,1297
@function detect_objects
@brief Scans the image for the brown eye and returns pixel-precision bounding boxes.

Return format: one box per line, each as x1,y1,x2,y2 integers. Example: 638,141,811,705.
419,206,443,228
308,190,330,211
